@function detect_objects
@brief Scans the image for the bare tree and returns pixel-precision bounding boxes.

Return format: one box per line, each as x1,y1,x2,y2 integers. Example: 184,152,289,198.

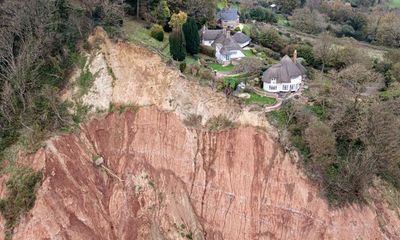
314,32,333,73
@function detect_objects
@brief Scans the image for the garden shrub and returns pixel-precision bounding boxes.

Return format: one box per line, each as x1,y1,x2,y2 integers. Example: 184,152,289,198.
179,62,187,73
150,24,164,41
199,44,215,58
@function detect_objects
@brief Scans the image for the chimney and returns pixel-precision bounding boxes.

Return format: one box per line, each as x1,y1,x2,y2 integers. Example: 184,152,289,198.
293,49,297,63
225,29,230,38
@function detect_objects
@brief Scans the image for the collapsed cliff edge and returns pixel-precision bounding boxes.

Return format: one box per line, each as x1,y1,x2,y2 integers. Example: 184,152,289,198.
0,28,399,239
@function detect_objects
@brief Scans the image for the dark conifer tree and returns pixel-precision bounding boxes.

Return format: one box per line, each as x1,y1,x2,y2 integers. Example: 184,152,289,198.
182,17,200,55
169,29,186,61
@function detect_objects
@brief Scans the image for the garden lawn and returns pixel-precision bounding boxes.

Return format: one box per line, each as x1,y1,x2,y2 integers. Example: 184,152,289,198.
243,49,256,57
245,93,276,106
209,63,235,72
388,0,400,8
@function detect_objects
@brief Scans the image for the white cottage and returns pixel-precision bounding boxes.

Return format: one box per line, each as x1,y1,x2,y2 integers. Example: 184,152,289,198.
212,30,245,64
262,53,306,93
199,27,249,64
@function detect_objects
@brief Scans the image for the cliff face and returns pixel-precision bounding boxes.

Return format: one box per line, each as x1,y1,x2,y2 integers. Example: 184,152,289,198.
7,107,400,240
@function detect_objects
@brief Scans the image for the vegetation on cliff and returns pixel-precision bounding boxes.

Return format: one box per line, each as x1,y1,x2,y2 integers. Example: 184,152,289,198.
0,168,42,239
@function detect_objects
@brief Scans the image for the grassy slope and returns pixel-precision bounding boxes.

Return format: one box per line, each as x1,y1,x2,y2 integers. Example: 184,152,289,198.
209,63,235,72
123,19,170,58
388,0,400,8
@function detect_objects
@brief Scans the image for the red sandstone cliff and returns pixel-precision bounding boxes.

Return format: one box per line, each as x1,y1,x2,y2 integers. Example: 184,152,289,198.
3,107,399,240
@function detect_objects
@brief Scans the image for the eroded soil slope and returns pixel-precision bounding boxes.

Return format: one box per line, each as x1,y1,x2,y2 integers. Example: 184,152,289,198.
65,27,269,128
7,107,400,240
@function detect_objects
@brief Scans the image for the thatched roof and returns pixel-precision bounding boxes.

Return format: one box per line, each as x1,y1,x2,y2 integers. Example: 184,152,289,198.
262,55,305,83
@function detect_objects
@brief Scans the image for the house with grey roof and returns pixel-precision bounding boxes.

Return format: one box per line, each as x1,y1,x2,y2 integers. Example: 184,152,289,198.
232,32,251,48
199,27,250,64
262,51,306,93
199,27,223,46
217,8,240,29
212,30,245,64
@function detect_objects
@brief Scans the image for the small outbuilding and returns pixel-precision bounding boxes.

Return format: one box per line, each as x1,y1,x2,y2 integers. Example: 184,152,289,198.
217,8,240,29
262,52,306,93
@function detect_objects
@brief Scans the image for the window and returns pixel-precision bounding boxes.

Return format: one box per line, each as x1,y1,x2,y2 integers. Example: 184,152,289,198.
283,85,288,90
290,84,294,90
269,85,277,90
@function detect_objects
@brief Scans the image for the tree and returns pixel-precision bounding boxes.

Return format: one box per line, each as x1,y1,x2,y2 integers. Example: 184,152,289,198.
305,0,322,12
253,25,286,53
376,12,400,48
289,8,326,34
314,32,333,72
337,64,384,100
150,24,164,41
222,0,228,8
169,28,186,61
276,0,301,14
366,101,400,187
248,6,277,23
297,44,314,66
328,45,365,70
169,10,187,29
184,0,216,26
154,0,170,24
234,58,265,75
182,17,200,55
305,119,336,170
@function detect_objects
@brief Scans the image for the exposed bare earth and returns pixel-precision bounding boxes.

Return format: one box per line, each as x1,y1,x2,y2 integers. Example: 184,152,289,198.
5,107,400,240
0,28,399,239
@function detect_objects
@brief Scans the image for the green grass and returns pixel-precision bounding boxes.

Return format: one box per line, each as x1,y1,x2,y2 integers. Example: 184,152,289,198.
268,110,287,129
242,24,251,36
305,104,325,119
388,0,400,8
78,69,94,96
379,85,400,99
276,14,288,26
209,63,235,72
217,1,239,10
245,93,276,106
185,56,198,66
243,49,256,57
123,20,167,50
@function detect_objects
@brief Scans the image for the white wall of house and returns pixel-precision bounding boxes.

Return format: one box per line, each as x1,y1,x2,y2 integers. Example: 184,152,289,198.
263,76,302,93
202,40,214,46
215,45,245,63
239,40,251,48
229,50,245,59
221,19,240,29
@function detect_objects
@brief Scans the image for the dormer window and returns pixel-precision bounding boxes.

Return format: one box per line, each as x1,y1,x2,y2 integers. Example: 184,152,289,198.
271,78,276,84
